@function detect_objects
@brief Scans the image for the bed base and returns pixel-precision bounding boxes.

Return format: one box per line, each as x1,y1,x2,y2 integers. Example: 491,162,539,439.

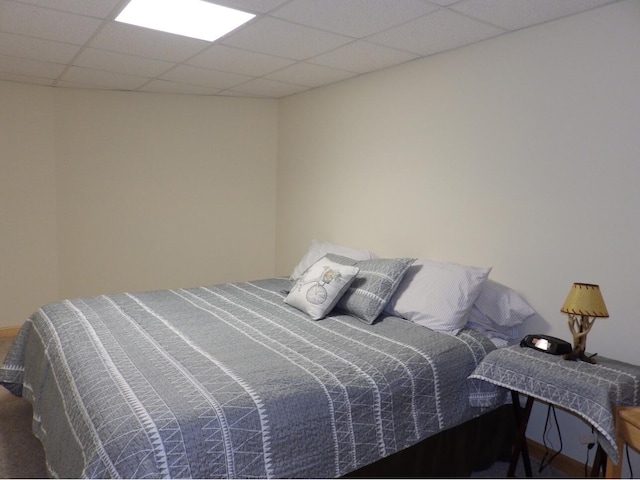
345,405,514,477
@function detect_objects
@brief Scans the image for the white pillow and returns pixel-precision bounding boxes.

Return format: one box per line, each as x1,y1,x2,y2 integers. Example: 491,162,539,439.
285,256,360,320
384,259,491,335
466,305,522,344
290,240,376,281
473,279,536,327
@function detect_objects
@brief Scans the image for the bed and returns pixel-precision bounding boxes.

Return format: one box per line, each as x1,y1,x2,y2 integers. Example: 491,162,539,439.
0,244,536,478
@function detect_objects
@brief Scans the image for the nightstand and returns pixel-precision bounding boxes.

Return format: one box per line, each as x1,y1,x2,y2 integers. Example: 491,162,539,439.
469,345,640,477
606,406,640,478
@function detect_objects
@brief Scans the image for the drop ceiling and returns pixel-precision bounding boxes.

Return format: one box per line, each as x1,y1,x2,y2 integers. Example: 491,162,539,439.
0,0,621,98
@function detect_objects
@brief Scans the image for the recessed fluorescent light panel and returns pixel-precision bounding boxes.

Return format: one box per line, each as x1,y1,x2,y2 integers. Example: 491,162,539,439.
116,0,255,42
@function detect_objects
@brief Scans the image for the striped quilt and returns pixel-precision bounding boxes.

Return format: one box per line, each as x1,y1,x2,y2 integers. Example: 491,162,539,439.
1,278,497,478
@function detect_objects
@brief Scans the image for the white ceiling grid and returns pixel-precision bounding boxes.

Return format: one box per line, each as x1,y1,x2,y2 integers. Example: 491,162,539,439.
0,0,621,98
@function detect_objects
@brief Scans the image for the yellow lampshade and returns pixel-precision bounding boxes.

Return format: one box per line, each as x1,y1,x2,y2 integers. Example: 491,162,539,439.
560,283,609,318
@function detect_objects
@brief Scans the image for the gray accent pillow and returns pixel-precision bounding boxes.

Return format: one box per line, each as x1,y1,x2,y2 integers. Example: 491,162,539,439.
327,254,415,324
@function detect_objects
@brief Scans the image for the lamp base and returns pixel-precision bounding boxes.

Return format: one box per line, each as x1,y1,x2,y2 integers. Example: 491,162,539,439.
562,347,596,364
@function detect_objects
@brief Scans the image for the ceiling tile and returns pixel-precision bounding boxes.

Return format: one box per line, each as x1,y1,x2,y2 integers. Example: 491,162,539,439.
449,0,619,30
0,70,54,85
0,1,102,45
216,90,263,98
222,17,353,60
204,0,290,14
90,22,209,63
0,0,625,98
265,62,357,88
0,32,80,64
139,79,222,95
187,45,295,76
310,40,419,74
73,48,175,78
367,8,506,56
160,64,252,90
227,77,310,98
426,0,459,6
270,0,439,38
59,66,150,90
8,0,122,18
0,53,66,79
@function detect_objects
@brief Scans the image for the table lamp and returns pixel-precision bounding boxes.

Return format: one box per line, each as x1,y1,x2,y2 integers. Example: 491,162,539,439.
560,283,608,363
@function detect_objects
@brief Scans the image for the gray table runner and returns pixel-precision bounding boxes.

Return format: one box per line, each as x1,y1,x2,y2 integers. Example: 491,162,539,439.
469,345,640,463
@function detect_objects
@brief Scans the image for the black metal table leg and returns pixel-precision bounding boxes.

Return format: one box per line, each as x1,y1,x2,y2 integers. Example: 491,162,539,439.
509,391,534,477
591,444,607,477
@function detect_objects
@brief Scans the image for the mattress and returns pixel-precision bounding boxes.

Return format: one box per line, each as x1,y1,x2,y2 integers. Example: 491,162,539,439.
0,277,498,478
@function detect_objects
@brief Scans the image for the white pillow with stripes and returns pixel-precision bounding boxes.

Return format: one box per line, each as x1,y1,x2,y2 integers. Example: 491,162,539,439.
473,279,536,327
290,239,376,281
385,259,491,335
466,305,522,344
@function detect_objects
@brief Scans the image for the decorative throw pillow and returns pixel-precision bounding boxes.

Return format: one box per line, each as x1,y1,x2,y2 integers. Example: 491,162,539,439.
290,240,376,281
327,254,415,324
285,256,360,320
384,259,492,335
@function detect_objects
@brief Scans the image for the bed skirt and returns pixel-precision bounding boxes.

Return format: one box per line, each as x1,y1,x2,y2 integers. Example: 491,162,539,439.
345,404,514,477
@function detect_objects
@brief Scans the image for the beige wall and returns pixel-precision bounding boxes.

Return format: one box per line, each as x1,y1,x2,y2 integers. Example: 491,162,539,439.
1,82,59,327
1,83,278,324
54,89,278,298
277,0,639,467
278,0,639,364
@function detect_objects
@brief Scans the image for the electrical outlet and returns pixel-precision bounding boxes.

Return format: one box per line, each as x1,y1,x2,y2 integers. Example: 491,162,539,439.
580,433,595,445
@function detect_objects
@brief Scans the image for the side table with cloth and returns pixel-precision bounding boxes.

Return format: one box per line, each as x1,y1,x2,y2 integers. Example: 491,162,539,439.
468,345,640,475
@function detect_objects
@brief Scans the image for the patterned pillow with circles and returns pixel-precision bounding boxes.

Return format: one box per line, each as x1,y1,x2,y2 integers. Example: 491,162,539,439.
285,256,360,320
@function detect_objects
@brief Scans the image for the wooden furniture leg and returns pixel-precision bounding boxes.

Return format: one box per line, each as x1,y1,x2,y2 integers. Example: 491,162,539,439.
606,406,640,479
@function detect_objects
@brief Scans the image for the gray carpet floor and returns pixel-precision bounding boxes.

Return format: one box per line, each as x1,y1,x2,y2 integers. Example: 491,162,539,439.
0,335,571,479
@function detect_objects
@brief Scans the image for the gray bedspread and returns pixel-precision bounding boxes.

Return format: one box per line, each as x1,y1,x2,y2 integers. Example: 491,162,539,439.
1,278,497,478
